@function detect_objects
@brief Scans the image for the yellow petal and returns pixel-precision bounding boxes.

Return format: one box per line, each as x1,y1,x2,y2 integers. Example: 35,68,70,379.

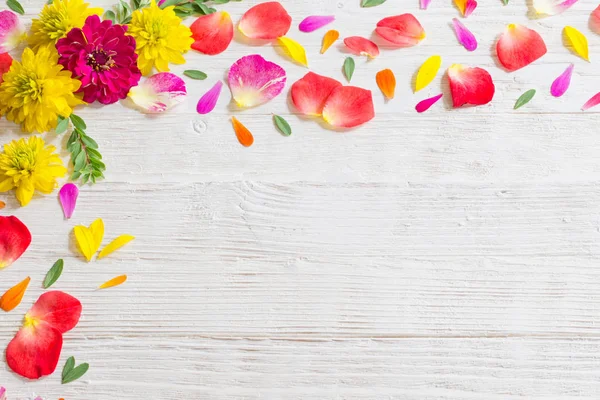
0,277,30,312
563,26,589,61
73,226,96,262
99,275,127,289
278,36,308,67
90,218,105,249
415,55,442,92
98,235,135,260
321,30,340,54
454,0,466,14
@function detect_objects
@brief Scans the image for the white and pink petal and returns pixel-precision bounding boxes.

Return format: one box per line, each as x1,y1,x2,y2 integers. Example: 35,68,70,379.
228,54,286,108
128,72,187,113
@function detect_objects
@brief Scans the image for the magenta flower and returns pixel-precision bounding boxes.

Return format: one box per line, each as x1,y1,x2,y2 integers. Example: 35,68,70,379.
56,15,141,104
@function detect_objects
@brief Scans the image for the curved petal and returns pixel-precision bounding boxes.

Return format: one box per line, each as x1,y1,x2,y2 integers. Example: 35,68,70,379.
415,55,442,92
322,86,375,128
416,93,443,113
420,0,432,9
582,92,600,111
0,216,32,270
231,117,254,147
344,36,380,58
299,15,335,33
291,72,342,116
591,6,600,35
375,14,425,47
321,29,339,54
496,24,547,72
550,64,574,97
238,1,292,40
563,26,589,61
27,291,82,334
452,18,477,51
59,183,79,219
228,54,286,108
533,0,578,16
6,322,63,380
190,11,234,55
0,10,25,53
128,72,187,113
376,69,396,100
448,64,495,107
196,81,223,114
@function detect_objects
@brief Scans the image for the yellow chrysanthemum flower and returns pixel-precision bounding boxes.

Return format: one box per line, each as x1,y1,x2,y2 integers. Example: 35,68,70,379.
0,136,67,207
0,47,83,133
28,0,103,51
128,1,193,76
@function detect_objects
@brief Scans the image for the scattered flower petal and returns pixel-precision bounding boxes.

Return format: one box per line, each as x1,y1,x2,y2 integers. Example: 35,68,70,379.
0,216,31,270
128,72,187,113
98,235,135,260
238,1,291,40
277,36,308,66
376,69,396,99
59,183,78,220
591,6,600,34
447,64,495,107
533,0,578,16
322,86,375,128
452,18,477,51
455,0,478,17
228,54,287,108
99,275,127,289
415,55,442,92
563,26,589,61
321,29,339,54
420,0,432,9
0,201,5,209
0,276,30,312
299,15,335,32
551,64,574,97
190,11,234,55
73,218,104,262
416,93,443,113
291,72,342,116
582,92,600,111
0,10,26,53
376,14,426,47
344,36,380,58
231,117,254,147
496,24,547,72
196,81,223,114
0,387,5,400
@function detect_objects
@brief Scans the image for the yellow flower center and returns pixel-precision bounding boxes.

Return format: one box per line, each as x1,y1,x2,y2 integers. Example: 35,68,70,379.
24,313,40,329
14,73,44,101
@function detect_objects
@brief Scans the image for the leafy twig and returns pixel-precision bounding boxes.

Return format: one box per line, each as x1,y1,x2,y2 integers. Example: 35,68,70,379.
160,0,242,18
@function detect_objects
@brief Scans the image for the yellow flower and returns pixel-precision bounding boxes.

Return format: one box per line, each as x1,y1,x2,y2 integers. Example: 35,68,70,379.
0,136,67,207
128,1,193,76
28,0,102,51
0,47,83,133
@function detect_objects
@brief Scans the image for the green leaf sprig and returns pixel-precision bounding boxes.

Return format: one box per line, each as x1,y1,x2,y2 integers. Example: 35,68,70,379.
159,0,241,18
43,259,64,289
62,356,90,384
104,0,150,24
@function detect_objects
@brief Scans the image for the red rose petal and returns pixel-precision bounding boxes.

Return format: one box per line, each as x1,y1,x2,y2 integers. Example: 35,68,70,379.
591,6,600,34
496,24,547,72
6,323,63,379
448,64,495,107
375,14,426,47
322,86,375,128
344,36,380,58
0,52,12,83
27,291,82,334
0,216,32,270
291,72,342,116
190,11,234,55
238,1,292,40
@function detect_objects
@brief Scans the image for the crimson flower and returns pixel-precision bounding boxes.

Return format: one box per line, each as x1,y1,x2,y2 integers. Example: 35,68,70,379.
56,15,141,104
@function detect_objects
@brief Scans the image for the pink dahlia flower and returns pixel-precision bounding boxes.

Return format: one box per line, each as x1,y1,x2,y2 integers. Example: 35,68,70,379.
56,15,141,104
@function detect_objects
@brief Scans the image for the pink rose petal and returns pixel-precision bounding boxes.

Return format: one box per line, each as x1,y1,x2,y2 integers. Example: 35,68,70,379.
196,81,223,114
299,15,335,33
464,0,477,17
582,92,600,111
452,18,477,51
59,183,79,219
128,72,187,113
228,54,286,108
415,93,443,113
0,10,25,53
420,0,432,9
591,6,600,34
0,387,5,400
550,64,574,98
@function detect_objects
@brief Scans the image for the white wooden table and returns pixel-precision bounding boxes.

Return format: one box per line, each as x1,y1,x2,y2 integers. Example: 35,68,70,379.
2,0,600,398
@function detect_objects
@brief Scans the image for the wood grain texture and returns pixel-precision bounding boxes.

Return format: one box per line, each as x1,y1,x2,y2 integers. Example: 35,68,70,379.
1,0,600,398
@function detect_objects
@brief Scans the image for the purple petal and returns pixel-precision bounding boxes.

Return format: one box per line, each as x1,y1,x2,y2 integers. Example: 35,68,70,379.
420,0,432,9
452,18,477,52
464,0,477,17
299,15,335,33
0,387,6,400
59,183,79,219
550,64,573,98
196,81,223,114
416,93,443,113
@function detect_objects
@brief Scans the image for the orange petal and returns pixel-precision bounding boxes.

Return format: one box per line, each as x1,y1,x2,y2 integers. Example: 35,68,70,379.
321,29,339,54
238,1,292,40
291,72,342,116
27,291,82,334
6,322,63,379
0,201,5,209
0,276,30,312
376,14,426,47
231,117,254,147
322,86,375,128
344,36,380,58
190,11,234,55
496,24,547,72
376,69,396,100
448,64,495,107
99,275,127,289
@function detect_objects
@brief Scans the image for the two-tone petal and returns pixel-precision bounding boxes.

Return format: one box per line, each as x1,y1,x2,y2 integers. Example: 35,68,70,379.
496,24,547,71
344,36,380,58
322,86,375,128
0,216,32,270
291,72,342,116
533,0,578,16
0,10,26,53
190,11,234,55
448,64,495,107
228,54,286,108
128,73,187,113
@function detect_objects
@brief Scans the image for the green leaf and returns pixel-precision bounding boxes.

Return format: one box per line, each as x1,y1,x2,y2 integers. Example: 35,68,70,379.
343,57,355,82
104,10,116,23
6,0,24,14
62,356,75,381
81,134,98,149
70,114,87,131
502,0,509,4
273,115,292,136
514,89,536,110
43,259,64,289
56,116,69,134
361,0,387,7
74,150,87,171
183,70,207,80
62,361,89,384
